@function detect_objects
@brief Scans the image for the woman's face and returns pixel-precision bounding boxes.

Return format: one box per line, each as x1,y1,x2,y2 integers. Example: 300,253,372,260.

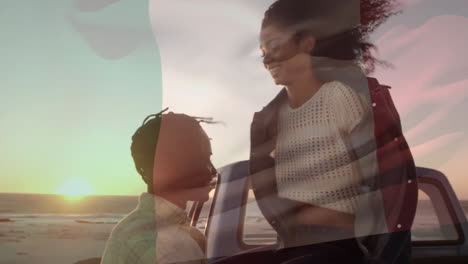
260,25,315,86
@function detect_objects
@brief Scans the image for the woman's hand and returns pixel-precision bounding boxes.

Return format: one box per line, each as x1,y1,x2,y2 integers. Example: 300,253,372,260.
295,205,355,229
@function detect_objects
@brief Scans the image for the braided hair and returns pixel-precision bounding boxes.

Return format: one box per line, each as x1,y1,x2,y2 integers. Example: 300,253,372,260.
130,108,218,193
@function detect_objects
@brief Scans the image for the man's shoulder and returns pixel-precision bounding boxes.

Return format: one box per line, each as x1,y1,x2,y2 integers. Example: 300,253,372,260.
156,225,205,264
109,209,156,241
102,209,157,264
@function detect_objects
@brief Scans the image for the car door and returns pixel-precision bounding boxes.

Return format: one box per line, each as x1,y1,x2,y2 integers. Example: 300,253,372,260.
411,167,468,264
191,161,277,261
191,162,468,263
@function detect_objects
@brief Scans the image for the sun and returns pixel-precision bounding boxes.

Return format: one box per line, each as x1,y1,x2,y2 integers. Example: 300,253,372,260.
56,178,94,201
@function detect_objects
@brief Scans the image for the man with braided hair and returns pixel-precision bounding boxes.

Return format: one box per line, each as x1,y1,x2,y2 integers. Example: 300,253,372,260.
101,110,217,264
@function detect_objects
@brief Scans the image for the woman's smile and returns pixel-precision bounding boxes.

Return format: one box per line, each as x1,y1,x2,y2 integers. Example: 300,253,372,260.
269,65,281,75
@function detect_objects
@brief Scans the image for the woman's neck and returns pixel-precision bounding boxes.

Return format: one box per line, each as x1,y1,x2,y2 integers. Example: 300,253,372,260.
285,73,323,109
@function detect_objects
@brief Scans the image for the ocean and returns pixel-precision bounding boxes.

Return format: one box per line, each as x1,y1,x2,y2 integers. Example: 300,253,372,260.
1,192,468,229
0,193,138,224
1,193,468,263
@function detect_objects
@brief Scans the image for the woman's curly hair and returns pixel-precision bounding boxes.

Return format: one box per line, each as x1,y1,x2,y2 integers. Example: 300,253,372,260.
360,0,401,73
262,0,401,74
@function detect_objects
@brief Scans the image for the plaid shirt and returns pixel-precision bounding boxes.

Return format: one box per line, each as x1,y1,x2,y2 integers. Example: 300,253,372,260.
101,192,157,264
101,193,206,264
154,196,205,264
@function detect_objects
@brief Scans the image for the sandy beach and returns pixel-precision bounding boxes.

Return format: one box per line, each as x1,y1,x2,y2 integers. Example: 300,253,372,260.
0,218,114,264
1,192,467,264
0,193,139,264
0,211,453,264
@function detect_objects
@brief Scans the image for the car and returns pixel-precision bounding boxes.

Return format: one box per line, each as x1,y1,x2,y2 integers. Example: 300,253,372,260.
187,161,468,264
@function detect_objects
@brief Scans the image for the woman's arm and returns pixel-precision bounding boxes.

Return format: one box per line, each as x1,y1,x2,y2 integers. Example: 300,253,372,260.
295,204,355,229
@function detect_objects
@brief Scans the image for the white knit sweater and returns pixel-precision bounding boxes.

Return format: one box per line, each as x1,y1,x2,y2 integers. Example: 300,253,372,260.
275,81,367,214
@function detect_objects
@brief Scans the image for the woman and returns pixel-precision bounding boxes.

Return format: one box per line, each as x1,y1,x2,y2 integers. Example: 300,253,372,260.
249,0,413,263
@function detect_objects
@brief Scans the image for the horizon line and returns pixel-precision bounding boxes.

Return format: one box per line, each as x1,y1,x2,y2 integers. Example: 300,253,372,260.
0,192,139,197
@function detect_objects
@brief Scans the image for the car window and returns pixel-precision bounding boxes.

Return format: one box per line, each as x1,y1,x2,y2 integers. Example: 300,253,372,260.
189,191,214,234
242,189,277,246
186,201,195,215
196,200,212,233
411,184,460,243
239,173,464,246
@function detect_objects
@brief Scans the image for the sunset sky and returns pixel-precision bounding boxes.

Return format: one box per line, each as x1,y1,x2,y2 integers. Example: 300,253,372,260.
2,0,468,199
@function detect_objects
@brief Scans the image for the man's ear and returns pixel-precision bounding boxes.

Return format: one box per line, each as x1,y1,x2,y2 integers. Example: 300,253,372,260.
299,35,316,54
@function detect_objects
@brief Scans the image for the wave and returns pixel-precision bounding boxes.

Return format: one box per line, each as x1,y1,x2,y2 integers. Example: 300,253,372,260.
0,213,126,223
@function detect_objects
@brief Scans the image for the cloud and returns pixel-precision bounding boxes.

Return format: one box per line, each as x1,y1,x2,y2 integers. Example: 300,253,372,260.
149,0,278,165
400,0,428,8
69,0,155,59
73,0,122,12
373,14,468,196
374,15,468,129
411,132,465,159
149,1,468,197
